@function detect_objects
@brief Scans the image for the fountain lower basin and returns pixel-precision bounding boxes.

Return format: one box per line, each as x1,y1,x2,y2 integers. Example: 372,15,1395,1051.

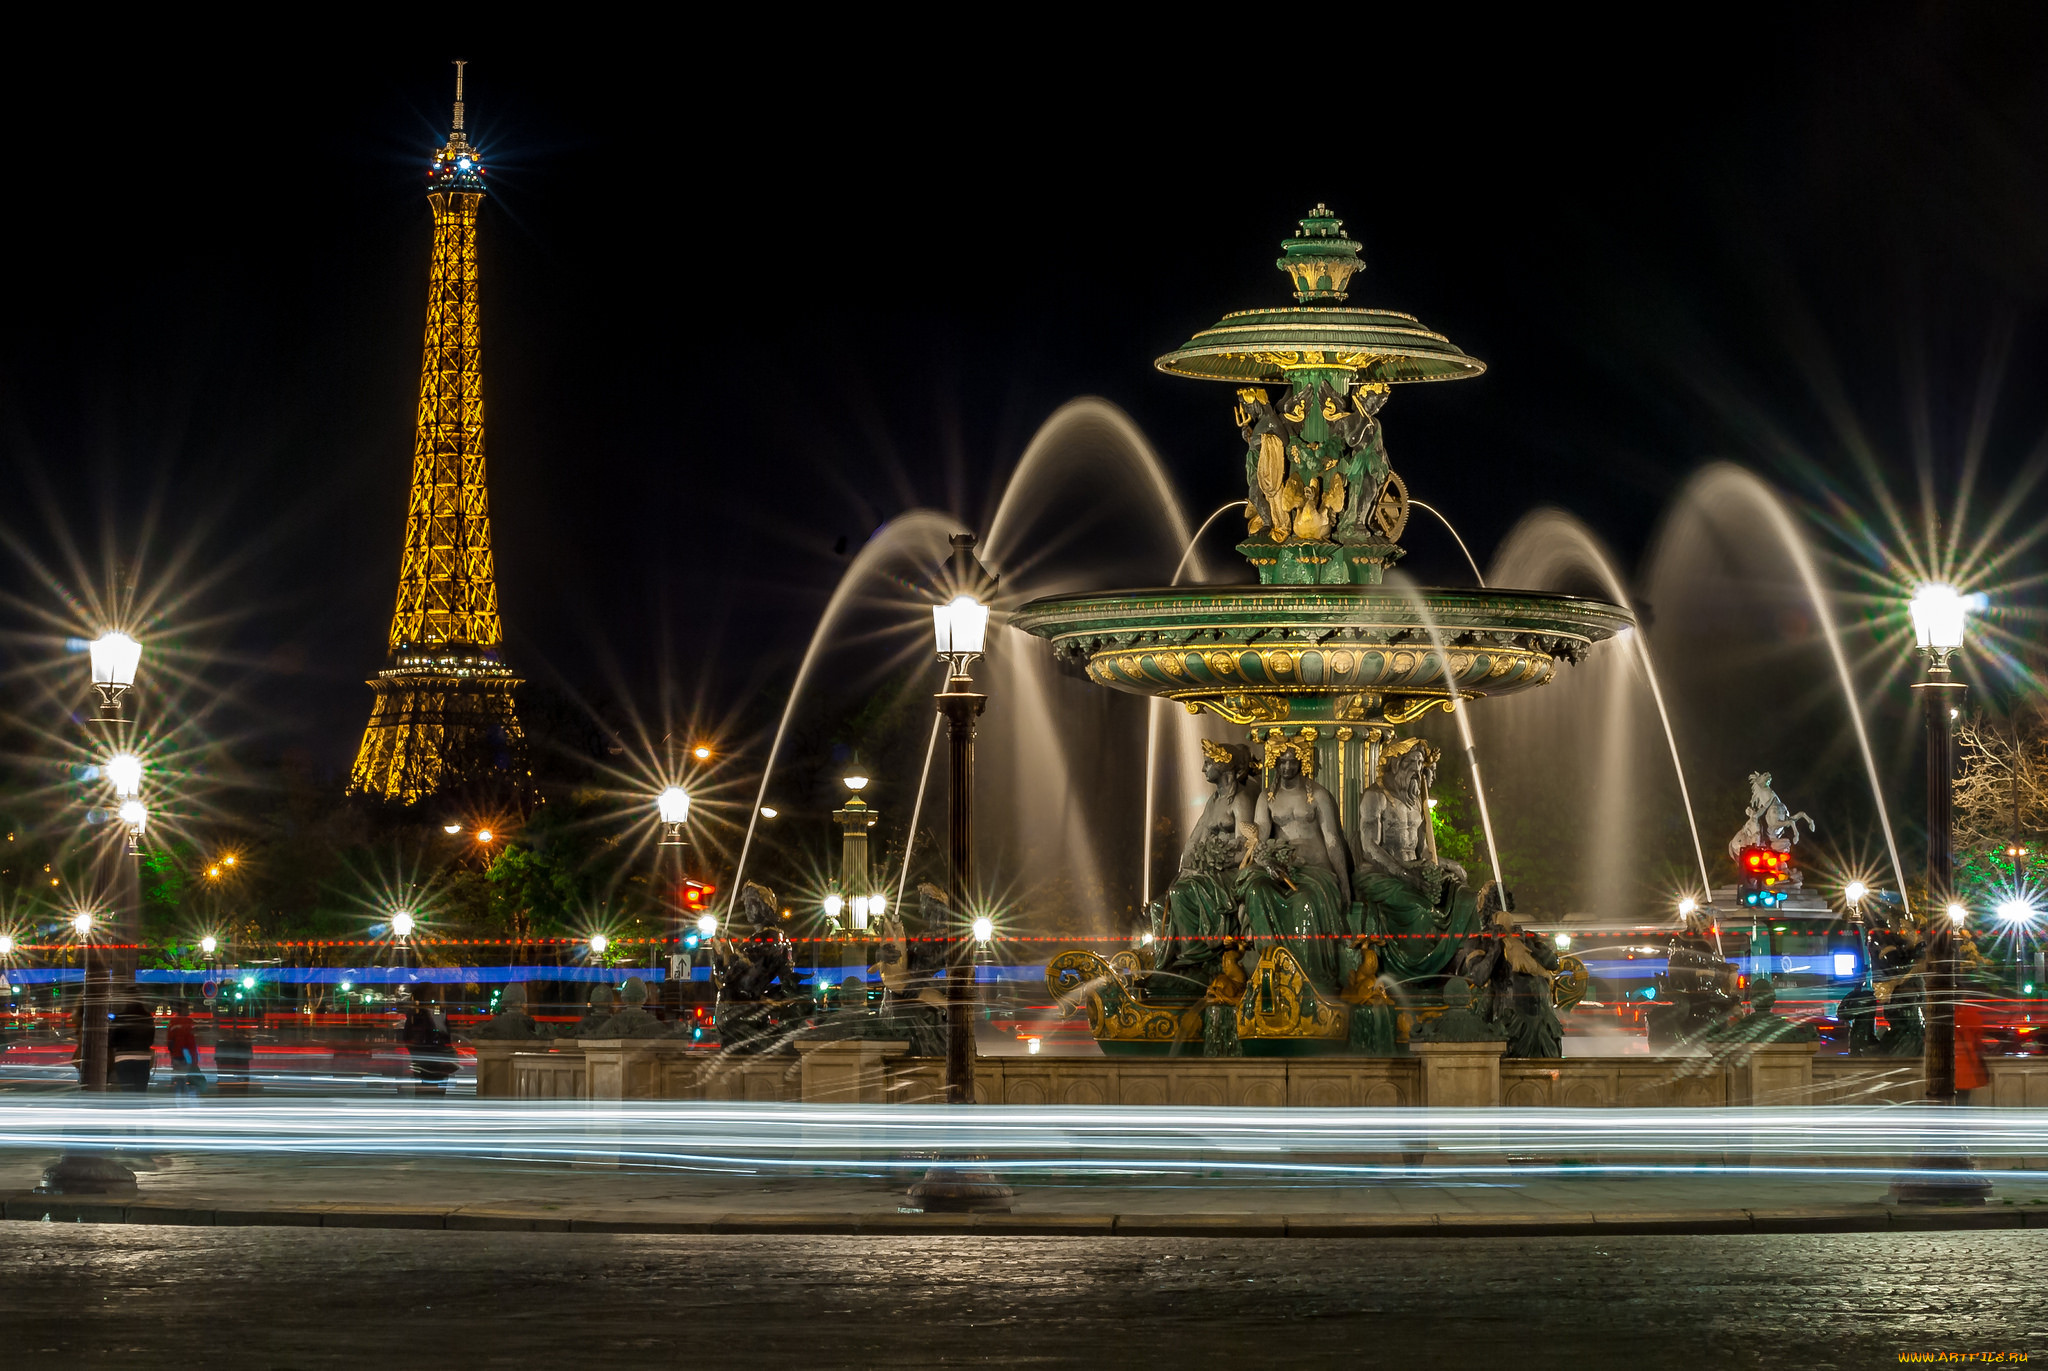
1010,584,1633,724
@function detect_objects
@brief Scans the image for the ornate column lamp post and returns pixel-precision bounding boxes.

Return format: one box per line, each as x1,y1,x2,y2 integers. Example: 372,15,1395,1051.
85,633,143,1090
38,628,143,1190
1892,584,1992,1204
1909,585,1971,1103
656,786,690,977
831,768,879,981
1844,880,1870,986
930,535,996,1105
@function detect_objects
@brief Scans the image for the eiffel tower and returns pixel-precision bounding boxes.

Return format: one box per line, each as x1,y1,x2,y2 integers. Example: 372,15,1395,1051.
350,62,526,806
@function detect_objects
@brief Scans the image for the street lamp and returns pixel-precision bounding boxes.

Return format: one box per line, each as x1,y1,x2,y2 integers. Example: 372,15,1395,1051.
823,891,845,925
72,911,93,937
696,913,718,939
88,632,141,718
200,935,217,956
931,533,996,1105
657,786,690,845
1894,582,1990,1203
116,799,147,854
1910,583,1970,1107
106,752,142,798
588,933,609,956
391,911,415,939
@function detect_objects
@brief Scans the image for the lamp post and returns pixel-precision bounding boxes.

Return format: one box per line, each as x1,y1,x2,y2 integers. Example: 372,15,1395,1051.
1909,585,1969,1103
1845,880,1870,987
84,634,142,1092
656,786,690,979
930,536,995,1104
1893,583,1991,1203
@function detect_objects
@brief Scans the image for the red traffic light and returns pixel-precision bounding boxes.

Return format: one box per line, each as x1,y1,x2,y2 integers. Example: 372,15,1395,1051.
1739,846,1792,885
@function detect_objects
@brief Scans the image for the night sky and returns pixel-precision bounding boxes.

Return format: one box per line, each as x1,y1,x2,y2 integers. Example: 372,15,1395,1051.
6,12,2048,813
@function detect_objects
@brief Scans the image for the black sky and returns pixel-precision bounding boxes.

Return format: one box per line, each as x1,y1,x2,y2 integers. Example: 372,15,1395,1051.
6,11,2048,786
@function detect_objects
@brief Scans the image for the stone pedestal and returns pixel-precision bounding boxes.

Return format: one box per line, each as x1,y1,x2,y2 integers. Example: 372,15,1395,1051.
471,1041,521,1099
1729,1041,1818,1107
799,1040,908,1104
1409,1041,1507,1107
579,1041,665,1101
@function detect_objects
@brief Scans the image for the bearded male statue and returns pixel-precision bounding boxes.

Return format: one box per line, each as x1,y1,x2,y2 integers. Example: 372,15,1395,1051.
1153,740,1258,988
1353,737,1486,983
1240,729,1355,991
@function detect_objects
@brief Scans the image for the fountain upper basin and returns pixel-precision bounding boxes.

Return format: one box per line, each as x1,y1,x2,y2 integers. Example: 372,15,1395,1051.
1010,584,1633,725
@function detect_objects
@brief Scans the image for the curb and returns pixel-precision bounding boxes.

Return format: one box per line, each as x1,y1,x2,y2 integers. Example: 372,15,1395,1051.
4,1194,2045,1238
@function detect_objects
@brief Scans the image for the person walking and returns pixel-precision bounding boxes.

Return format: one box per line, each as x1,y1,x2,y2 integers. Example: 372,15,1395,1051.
166,1007,202,1095
401,990,456,1092
108,999,155,1093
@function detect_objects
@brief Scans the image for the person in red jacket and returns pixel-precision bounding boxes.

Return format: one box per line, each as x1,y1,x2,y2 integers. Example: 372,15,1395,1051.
167,1008,201,1094
1955,1000,1991,1095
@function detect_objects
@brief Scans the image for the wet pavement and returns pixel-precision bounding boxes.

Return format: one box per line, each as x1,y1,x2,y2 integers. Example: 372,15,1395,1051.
0,1225,2040,1369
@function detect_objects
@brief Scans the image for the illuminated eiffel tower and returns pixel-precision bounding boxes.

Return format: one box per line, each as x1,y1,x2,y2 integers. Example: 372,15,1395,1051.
350,62,526,806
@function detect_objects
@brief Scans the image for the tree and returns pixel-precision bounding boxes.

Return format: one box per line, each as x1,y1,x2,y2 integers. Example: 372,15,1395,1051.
1952,706,2048,906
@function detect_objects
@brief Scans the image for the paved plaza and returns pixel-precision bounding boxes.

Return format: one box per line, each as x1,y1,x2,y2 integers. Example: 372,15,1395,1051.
2,1225,2040,1369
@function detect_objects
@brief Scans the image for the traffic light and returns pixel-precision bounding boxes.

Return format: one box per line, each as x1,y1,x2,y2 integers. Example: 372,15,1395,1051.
1738,846,1791,908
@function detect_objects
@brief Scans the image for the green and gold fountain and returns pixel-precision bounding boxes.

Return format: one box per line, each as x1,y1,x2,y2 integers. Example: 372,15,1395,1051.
1014,207,1625,1057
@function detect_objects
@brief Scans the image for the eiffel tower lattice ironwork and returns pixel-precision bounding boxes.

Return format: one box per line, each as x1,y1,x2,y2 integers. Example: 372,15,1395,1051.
350,61,526,806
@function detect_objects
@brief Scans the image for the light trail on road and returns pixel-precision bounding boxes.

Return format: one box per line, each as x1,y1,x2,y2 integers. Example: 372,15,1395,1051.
1,1099,2045,1182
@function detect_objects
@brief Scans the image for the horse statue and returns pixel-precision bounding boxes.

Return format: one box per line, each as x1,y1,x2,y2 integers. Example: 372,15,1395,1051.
1727,770,1815,858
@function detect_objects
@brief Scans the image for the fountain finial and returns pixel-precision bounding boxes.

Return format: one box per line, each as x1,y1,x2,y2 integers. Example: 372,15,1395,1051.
1277,205,1364,302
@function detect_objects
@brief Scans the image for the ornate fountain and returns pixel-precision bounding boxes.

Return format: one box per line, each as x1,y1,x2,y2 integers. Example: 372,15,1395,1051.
1014,207,1629,1056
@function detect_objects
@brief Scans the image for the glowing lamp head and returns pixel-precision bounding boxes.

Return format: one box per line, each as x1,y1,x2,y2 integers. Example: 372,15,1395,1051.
117,799,146,834
1910,584,1976,652
88,632,141,690
588,933,609,955
476,829,493,844
241,975,255,990
105,752,143,798
72,911,92,936
932,595,990,659
1997,899,2034,925
1947,902,1968,926
696,913,718,939
843,773,869,792
199,935,217,955
443,823,462,835
657,786,691,825
1677,897,1698,918
823,892,845,921
758,806,778,819
1554,932,1572,949
1026,1037,1042,1055
692,744,712,761
971,915,994,944
0,934,12,956
391,911,415,938
1844,881,1868,907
